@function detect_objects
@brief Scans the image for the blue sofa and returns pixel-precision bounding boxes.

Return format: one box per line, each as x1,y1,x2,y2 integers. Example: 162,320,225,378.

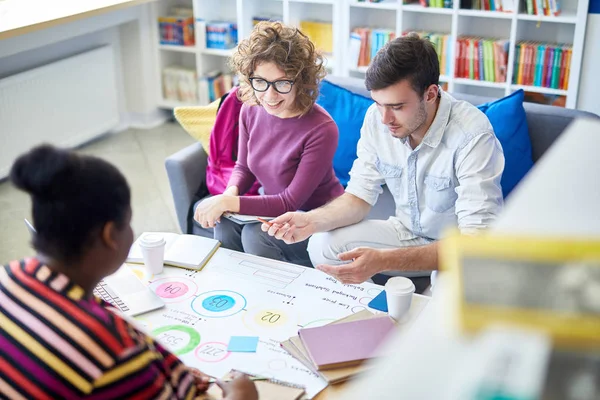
166,76,599,237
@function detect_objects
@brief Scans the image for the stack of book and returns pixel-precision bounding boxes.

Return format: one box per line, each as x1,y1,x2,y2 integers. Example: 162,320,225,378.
512,42,571,90
163,67,198,103
158,8,195,46
454,37,510,83
281,311,396,384
205,21,238,50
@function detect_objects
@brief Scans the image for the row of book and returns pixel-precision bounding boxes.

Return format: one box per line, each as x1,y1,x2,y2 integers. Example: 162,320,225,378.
349,28,396,68
163,67,199,103
513,42,571,90
455,37,509,83
162,67,236,104
348,30,452,76
523,0,561,16
199,71,236,105
406,0,454,8
459,0,516,12
418,32,453,77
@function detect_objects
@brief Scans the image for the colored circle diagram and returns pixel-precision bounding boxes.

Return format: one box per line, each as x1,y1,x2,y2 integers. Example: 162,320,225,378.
243,306,297,340
192,290,247,318
152,325,201,355
149,277,198,303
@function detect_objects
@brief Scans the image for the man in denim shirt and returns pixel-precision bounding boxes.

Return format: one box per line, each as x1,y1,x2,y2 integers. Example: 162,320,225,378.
262,33,504,287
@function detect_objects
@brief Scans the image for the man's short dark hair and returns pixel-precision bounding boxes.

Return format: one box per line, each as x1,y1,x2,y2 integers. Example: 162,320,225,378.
365,33,440,97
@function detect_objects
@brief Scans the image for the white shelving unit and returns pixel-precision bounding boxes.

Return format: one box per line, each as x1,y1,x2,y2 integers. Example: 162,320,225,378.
342,0,588,108
152,0,340,108
152,0,588,109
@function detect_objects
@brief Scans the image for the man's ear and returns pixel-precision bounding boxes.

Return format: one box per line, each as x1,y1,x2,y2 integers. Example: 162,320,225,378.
102,221,119,250
425,84,439,103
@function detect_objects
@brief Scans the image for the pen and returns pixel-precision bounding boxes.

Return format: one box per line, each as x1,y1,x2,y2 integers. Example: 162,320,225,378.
207,376,269,383
257,217,273,226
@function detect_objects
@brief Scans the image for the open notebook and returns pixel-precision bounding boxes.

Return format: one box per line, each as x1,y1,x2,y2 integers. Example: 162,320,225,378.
127,232,220,270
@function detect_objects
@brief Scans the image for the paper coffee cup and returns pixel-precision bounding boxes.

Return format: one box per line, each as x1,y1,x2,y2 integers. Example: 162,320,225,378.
139,233,166,274
385,277,415,322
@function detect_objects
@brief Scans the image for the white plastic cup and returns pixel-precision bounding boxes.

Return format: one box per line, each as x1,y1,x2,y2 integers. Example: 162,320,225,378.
385,277,416,322
139,233,166,274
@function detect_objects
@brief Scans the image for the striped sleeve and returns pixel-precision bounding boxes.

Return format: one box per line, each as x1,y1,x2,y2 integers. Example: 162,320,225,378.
88,329,197,399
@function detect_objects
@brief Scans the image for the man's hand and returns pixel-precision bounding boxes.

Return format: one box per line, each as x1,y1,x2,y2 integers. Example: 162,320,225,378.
215,373,258,400
194,195,235,228
262,212,315,244
316,247,388,284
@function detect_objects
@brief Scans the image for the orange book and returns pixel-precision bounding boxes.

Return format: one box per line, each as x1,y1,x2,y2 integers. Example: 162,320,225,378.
517,43,525,85
562,48,572,90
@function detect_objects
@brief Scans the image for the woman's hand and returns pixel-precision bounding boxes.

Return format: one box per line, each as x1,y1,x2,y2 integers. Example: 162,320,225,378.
215,373,258,400
194,195,238,228
188,368,211,393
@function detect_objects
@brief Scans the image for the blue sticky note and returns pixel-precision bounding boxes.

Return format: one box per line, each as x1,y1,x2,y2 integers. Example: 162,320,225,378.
368,290,388,312
228,336,259,352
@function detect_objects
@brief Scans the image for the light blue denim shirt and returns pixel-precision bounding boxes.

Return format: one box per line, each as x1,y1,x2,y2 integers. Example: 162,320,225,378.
346,90,505,240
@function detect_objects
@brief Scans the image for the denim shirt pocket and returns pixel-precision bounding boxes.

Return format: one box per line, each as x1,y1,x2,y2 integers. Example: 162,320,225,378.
376,159,403,196
424,174,457,213
376,159,403,178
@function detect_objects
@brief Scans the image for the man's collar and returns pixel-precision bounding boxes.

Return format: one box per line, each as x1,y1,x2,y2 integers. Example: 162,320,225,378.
421,88,451,148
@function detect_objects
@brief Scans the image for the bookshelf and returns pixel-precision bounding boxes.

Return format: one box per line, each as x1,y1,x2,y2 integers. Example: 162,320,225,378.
152,0,588,109
342,0,588,108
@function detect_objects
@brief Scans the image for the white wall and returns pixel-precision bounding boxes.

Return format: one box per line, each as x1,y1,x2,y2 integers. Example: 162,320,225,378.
577,4,600,115
0,3,165,132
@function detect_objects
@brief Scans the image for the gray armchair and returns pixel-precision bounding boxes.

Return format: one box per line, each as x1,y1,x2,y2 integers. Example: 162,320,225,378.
165,142,212,236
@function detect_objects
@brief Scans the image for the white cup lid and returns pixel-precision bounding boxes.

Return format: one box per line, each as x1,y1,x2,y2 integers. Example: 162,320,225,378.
385,277,415,295
140,233,166,247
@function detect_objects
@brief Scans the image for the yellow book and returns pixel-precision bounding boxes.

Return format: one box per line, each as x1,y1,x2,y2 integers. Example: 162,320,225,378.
299,20,333,53
440,233,600,348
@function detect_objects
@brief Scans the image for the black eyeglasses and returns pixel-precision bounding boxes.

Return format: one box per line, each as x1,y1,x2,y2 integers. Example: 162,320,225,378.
249,78,295,94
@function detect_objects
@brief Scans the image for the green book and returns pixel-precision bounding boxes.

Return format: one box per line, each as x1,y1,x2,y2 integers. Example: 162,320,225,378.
469,39,475,80
551,47,562,89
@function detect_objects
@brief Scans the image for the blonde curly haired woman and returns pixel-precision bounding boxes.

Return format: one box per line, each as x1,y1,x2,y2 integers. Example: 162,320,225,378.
194,21,343,267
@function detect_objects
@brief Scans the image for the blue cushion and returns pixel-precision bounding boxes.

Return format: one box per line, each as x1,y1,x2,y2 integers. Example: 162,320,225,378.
477,89,534,197
317,80,374,186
